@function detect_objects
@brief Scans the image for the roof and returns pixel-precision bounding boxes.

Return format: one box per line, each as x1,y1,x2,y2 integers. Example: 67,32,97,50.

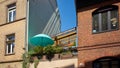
76,0,110,10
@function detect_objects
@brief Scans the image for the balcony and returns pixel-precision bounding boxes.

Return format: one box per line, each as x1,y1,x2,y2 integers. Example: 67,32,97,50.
23,46,78,68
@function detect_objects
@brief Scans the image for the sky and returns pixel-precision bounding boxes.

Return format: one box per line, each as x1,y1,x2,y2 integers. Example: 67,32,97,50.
57,0,76,32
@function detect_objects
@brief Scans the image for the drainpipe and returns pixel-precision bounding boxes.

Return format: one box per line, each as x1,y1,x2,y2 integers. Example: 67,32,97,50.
25,0,29,52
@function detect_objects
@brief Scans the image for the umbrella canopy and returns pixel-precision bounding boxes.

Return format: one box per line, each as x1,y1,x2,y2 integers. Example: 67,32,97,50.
30,34,54,47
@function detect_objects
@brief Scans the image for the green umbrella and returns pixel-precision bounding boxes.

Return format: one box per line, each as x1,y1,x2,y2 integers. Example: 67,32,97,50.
30,34,54,47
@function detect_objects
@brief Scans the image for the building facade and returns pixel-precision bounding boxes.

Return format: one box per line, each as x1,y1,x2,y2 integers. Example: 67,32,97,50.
76,0,120,68
53,27,77,47
0,0,60,68
28,0,61,39
0,0,26,68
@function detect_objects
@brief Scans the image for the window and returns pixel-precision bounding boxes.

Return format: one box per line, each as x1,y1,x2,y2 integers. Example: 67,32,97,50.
8,3,16,22
93,57,120,68
6,34,15,54
92,5,119,33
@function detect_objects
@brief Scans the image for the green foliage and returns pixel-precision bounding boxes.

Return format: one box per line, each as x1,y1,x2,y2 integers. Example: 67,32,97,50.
22,51,40,68
28,45,64,57
22,53,27,68
60,47,72,55
44,46,55,55
34,59,39,68
22,52,30,68
43,46,56,61
43,46,63,55
54,46,63,54
33,46,43,56
28,50,35,55
61,49,71,55
73,41,76,46
22,45,77,68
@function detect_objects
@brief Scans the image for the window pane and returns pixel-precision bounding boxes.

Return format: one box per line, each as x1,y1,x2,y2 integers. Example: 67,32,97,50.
111,61,119,68
93,62,101,68
101,61,109,68
6,34,15,54
9,12,12,22
8,4,16,22
93,14,99,33
12,43,15,53
110,10,118,29
7,35,15,41
13,10,16,21
8,44,11,53
101,12,108,31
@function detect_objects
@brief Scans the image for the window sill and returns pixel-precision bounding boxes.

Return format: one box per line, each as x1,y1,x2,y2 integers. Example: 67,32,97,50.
92,28,119,34
0,18,26,27
5,53,15,56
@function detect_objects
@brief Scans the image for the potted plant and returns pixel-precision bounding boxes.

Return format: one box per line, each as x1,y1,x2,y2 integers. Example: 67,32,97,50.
33,46,44,59
44,45,55,61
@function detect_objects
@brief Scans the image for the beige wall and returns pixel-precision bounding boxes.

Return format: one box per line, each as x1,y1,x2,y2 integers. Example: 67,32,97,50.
30,58,78,68
0,0,26,63
0,61,22,68
0,0,26,25
0,0,26,67
0,0,5,3
0,19,26,62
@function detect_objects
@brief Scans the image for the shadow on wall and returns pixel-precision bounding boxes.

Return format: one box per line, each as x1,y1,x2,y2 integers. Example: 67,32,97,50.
55,64,75,68
79,54,120,68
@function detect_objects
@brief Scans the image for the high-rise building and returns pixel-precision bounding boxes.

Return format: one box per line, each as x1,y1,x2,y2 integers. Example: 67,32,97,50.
0,0,60,68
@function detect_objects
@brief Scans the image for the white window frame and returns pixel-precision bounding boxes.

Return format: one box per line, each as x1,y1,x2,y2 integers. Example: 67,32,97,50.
6,34,15,54
8,5,16,22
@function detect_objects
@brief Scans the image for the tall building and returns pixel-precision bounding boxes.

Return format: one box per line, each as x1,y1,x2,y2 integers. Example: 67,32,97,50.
27,0,61,50
76,0,120,68
28,0,61,39
0,0,60,68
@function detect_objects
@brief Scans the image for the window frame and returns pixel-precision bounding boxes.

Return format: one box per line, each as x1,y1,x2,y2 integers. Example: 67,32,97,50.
5,33,15,55
92,5,119,34
7,3,16,23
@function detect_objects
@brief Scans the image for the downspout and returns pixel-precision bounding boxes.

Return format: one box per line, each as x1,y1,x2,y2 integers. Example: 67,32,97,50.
25,0,29,52
74,0,78,47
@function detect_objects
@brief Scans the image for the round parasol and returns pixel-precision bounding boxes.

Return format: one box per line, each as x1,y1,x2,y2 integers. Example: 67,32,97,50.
30,34,54,47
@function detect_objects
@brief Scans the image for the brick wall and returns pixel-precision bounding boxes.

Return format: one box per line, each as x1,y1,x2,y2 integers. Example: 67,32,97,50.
77,1,120,68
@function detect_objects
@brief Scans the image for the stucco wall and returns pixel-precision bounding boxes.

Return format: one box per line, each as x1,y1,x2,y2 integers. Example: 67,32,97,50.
30,58,78,68
0,61,22,68
0,0,26,25
0,0,26,63
0,19,26,62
